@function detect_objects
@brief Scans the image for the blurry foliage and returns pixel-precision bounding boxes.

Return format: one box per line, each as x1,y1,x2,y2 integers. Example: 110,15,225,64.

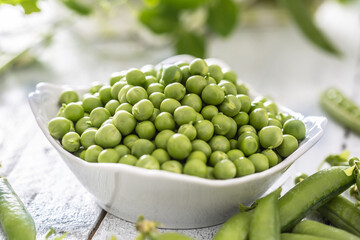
1,0,354,58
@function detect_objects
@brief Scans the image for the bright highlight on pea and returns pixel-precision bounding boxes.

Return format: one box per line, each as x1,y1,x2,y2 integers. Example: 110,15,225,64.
48,58,306,180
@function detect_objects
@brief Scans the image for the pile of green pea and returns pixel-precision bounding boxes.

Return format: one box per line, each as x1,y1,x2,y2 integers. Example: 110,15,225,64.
48,58,306,180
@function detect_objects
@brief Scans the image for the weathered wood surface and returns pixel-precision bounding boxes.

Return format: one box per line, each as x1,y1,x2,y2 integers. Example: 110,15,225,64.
0,3,359,239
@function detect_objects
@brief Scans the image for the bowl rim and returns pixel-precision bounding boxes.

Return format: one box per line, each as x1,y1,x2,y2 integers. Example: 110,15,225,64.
28,55,327,188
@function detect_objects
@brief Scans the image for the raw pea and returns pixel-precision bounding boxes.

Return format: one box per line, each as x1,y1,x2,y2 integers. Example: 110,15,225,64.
238,124,257,136
112,110,137,136
118,84,134,104
149,92,166,109
99,85,112,104
123,134,139,149
233,157,255,177
119,154,137,165
219,95,242,117
84,145,103,162
276,134,298,158
206,76,217,85
89,82,103,94
136,155,160,170
209,135,231,153
160,98,181,114
110,80,127,99
164,82,186,101
48,117,72,139
147,83,164,95
126,68,146,86
126,86,148,105
224,117,238,140
192,139,212,158
109,71,126,86
149,108,161,122
189,58,208,76
209,151,229,167
185,75,207,95
249,108,269,131
227,149,245,161
161,160,183,174
212,113,232,135
248,153,269,172
201,84,225,105
259,126,283,149
233,112,249,127
114,145,130,158
264,101,279,116
208,64,223,82
155,130,175,149
214,159,236,179
132,99,154,121
161,64,182,85
250,101,266,113
152,149,170,165
135,121,156,140
59,89,79,105
63,102,84,122
82,94,103,113
62,132,81,152
283,119,306,140
181,93,202,112
131,139,155,158
183,159,207,178
195,112,204,122
154,112,176,131
173,106,197,125
229,139,238,150
223,69,237,84
238,136,259,156
95,124,122,148
178,124,197,141
167,133,192,160
180,65,191,84
262,149,282,167
201,105,218,120
115,103,133,113
98,149,120,163
187,151,207,164
268,118,283,128
194,120,214,141
80,128,97,149
143,76,158,89
218,80,237,96
141,64,157,77
237,94,251,113
90,107,111,128
105,100,120,116
206,166,215,179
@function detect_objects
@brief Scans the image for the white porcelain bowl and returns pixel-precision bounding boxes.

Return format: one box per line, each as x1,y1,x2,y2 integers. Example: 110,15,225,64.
28,56,326,229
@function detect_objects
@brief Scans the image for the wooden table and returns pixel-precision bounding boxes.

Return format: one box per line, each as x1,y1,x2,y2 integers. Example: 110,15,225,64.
0,3,359,239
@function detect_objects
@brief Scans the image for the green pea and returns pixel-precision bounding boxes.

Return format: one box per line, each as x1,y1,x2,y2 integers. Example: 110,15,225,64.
219,95,242,117
181,93,202,112
209,135,231,152
105,99,120,116
149,92,165,109
262,149,281,167
79,149,86,160
119,154,137,165
101,118,113,127
175,61,189,68
131,139,155,158
238,124,257,136
118,84,133,104
95,124,122,148
233,157,255,177
268,118,282,128
161,160,183,174
183,159,207,178
161,64,182,85
283,119,306,140
186,75,207,95
135,121,156,140
84,145,103,162
236,94,251,113
160,98,181,114
178,124,197,141
98,149,120,163
80,128,97,149
206,76,217,85
149,108,161,122
48,117,72,139
152,148,170,165
224,117,238,139
111,80,127,99
276,134,298,157
194,120,214,141
99,85,112,104
59,89,79,105
180,65,191,84
164,82,186,101
114,145,130,158
109,71,126,86
249,108,269,131
212,113,232,135
259,126,283,149
89,82,103,94
132,99,154,121
90,107,111,128
64,102,84,122
186,151,207,166
264,101,278,116
112,110,137,136
173,106,197,125
209,151,228,167
154,112,176,131
82,94,103,113
230,139,238,150
167,133,192,160
218,80,237,96
214,159,236,179
227,149,245,161
75,116,92,135
141,64,157,77
201,105,218,120
223,69,237,84
277,113,293,125
144,75,159,89
233,112,249,127
126,68,146,86
238,136,259,156
195,112,204,122
115,102,133,113
206,166,216,179
208,64,223,82
126,86,148,105
123,134,139,149
201,84,225,105
62,132,81,152
249,101,266,113
237,131,260,145
155,130,175,149
189,58,208,76
192,139,212,158
136,155,160,170
147,83,164,95
248,153,269,172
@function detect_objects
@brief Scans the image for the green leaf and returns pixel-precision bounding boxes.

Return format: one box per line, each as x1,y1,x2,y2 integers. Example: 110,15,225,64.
138,5,179,34
61,0,92,15
278,0,341,56
208,0,238,37
175,31,206,58
160,0,207,9
0,0,40,14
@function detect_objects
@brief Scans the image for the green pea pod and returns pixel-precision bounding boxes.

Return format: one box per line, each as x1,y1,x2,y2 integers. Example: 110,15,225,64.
280,233,329,240
151,232,194,240
212,211,252,240
292,220,360,240
318,195,360,237
278,166,355,231
0,177,36,240
249,188,281,240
